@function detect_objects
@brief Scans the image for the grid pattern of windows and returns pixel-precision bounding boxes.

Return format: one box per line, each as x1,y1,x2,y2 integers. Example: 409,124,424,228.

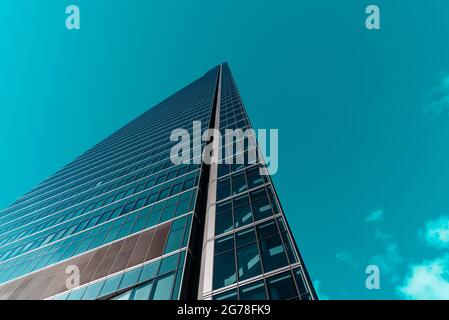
201,63,315,300
0,66,220,300
213,268,311,300
0,63,315,300
54,250,186,300
213,217,298,290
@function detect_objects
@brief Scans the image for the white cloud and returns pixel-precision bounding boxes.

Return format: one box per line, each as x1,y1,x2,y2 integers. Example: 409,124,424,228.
424,73,449,117
397,254,449,300
336,250,357,268
369,227,404,283
313,280,330,300
423,215,449,249
374,229,392,241
370,242,403,283
366,208,384,222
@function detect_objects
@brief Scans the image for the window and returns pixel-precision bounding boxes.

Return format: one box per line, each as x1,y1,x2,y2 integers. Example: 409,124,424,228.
215,201,233,235
215,235,234,254
214,289,237,300
259,234,288,272
267,272,298,300
239,280,267,300
246,166,264,189
152,273,175,300
282,233,298,264
119,267,142,290
164,227,185,254
159,253,179,275
100,274,123,297
67,287,87,300
231,172,247,195
182,177,195,191
236,228,257,248
133,281,153,300
218,164,230,177
293,268,309,295
256,220,278,239
111,289,132,300
237,243,262,281
215,210,233,235
82,280,105,300
161,204,176,221
139,261,160,283
217,177,231,201
175,200,190,217
251,189,273,221
267,187,279,214
213,250,237,289
158,187,171,201
233,195,252,228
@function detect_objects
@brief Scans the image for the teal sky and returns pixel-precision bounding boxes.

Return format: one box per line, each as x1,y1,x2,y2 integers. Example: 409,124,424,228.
2,0,449,299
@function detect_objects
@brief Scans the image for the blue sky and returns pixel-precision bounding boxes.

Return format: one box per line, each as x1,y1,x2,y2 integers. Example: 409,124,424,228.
1,0,449,299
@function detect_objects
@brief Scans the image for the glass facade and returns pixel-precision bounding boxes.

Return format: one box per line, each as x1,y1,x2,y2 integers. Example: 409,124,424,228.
198,63,316,300
0,63,315,300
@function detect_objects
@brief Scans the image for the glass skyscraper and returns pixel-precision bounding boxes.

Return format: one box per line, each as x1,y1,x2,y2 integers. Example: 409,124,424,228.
0,63,316,300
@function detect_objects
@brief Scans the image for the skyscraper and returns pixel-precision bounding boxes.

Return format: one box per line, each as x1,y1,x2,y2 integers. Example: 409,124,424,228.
0,63,316,300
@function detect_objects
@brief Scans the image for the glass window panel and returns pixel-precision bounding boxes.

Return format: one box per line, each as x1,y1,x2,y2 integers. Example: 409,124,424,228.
146,210,162,227
132,281,153,300
182,225,191,247
293,268,309,295
256,220,278,239
119,267,142,290
237,243,262,281
117,222,134,239
213,250,237,289
159,253,179,275
246,167,265,189
249,188,266,200
215,235,234,255
236,228,257,248
53,292,70,300
175,200,190,217
217,164,230,177
239,280,267,300
231,173,247,195
215,210,233,235
111,289,132,300
67,287,87,300
161,205,176,221
171,270,183,300
252,196,273,221
158,187,171,200
277,217,287,233
164,228,184,254
282,233,298,264
234,203,252,228
139,261,160,283
216,178,231,201
100,274,123,297
131,216,148,233
171,182,183,195
151,272,176,300
267,187,280,214
213,289,237,300
82,280,105,300
259,234,288,272
267,272,298,300
216,200,232,215
171,215,187,231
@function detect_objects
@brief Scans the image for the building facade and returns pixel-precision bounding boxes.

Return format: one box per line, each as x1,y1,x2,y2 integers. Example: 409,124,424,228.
0,63,316,300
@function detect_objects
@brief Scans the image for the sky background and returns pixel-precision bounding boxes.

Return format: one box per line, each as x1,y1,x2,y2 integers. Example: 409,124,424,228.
2,0,449,299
